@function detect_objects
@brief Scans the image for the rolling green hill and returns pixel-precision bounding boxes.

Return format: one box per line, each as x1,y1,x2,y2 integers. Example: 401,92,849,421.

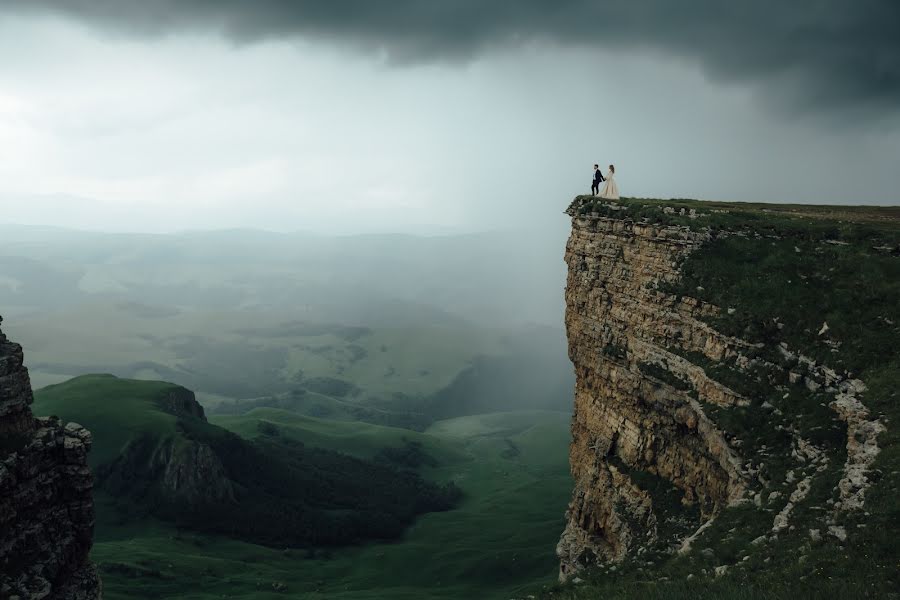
86,408,571,600
33,375,462,550
33,375,573,599
212,407,465,466
35,374,182,468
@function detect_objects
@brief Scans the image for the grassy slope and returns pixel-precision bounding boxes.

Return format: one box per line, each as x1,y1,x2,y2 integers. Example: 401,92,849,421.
33,374,182,467
207,388,434,431
212,408,465,465
33,376,466,550
34,377,573,599
570,195,900,226
540,198,900,600
91,410,571,600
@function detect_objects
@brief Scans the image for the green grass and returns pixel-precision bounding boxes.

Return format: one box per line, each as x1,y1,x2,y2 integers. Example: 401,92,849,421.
568,195,900,230
669,234,900,374
32,376,573,599
33,374,182,467
207,387,436,430
33,375,464,551
212,407,466,466
90,409,573,599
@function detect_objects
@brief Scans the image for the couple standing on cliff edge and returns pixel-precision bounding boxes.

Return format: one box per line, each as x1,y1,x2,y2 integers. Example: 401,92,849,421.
591,164,619,200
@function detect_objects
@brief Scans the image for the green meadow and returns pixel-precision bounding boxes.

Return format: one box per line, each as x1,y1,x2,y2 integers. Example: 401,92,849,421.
34,374,182,468
34,380,573,600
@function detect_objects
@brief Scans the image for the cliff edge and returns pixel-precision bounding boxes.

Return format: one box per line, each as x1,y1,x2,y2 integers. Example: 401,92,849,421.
0,316,101,599
556,196,898,589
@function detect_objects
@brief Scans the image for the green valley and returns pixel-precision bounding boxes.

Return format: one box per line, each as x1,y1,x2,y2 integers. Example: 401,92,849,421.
32,377,573,600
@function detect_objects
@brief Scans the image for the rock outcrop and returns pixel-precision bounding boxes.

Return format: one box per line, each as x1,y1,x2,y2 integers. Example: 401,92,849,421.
0,316,101,599
556,198,887,581
557,213,748,580
99,425,236,507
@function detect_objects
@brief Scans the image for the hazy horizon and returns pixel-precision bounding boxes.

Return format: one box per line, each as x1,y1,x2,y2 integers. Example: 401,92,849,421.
1,3,898,235
0,5,898,599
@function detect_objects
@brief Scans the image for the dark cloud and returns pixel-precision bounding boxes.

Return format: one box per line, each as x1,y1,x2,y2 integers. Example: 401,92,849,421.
4,0,900,114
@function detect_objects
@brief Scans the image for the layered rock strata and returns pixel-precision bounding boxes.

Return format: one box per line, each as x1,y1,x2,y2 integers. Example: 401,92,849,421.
556,213,751,580
0,317,101,599
557,201,885,580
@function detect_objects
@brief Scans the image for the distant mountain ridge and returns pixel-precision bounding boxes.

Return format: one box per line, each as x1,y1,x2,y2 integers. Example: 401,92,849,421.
0,224,566,327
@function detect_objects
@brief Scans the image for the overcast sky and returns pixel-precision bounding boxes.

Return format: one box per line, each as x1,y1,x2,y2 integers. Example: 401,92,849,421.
1,2,898,234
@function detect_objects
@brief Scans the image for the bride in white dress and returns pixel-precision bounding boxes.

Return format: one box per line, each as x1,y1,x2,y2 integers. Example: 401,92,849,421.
599,164,619,200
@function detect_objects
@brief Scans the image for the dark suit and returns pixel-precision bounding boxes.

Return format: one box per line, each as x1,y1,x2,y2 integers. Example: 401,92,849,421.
591,169,605,195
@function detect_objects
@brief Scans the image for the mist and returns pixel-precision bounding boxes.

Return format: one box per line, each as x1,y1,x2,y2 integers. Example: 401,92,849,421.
0,223,574,422
2,14,898,242
2,4,899,599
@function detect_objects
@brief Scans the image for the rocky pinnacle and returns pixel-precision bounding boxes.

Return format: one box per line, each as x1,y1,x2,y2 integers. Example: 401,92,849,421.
0,316,102,599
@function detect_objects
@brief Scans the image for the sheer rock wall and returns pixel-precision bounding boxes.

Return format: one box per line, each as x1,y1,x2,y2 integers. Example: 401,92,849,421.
557,215,748,580
0,317,101,599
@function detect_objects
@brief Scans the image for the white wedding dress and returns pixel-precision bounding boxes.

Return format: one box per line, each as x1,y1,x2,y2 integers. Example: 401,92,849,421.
600,171,619,200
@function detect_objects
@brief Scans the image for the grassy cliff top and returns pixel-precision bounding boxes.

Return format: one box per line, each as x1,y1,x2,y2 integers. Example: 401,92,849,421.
34,374,185,467
567,195,900,234
568,193,900,375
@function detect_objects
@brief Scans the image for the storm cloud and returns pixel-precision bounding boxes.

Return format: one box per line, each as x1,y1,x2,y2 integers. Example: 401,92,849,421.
4,0,900,115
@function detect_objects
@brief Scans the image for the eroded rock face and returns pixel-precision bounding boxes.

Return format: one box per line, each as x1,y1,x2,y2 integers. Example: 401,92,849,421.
557,205,887,581
0,317,101,599
557,216,747,580
99,431,235,507
0,328,37,438
157,387,207,421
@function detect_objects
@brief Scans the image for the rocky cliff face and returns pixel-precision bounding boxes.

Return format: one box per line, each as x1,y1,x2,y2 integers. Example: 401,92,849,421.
557,199,886,581
0,317,101,599
97,385,235,508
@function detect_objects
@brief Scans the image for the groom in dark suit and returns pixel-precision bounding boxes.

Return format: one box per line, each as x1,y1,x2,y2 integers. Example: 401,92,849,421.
591,164,605,195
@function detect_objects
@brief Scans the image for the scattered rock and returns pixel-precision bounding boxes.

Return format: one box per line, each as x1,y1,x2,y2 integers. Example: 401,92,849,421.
828,525,847,542
829,391,886,512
